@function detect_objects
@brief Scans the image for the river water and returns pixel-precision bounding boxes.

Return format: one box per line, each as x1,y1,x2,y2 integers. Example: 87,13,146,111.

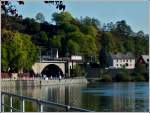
2,82,149,112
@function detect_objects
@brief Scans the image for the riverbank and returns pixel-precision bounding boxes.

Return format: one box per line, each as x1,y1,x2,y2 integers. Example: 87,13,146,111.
1,78,88,88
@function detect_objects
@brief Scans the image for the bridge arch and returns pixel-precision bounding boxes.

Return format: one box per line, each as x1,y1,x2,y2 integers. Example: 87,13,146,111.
41,64,63,77
32,61,66,77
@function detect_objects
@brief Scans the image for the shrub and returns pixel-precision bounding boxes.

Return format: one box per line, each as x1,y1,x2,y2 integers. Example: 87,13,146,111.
134,63,146,74
114,72,131,82
101,74,113,82
134,75,146,82
70,64,86,77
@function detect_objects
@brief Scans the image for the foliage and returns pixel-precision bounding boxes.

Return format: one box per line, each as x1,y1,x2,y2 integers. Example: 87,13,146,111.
52,12,73,25
134,63,147,74
49,35,62,48
131,63,148,82
99,49,108,68
1,29,38,72
114,68,131,82
33,31,48,45
35,12,45,23
67,40,80,55
134,75,146,82
101,74,113,82
1,11,149,73
1,1,65,18
23,18,40,34
114,72,132,82
2,12,148,59
70,64,86,77
51,12,98,57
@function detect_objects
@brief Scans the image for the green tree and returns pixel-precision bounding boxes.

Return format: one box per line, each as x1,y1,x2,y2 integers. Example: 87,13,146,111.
33,31,48,45
71,64,85,77
1,30,38,73
49,35,62,48
52,11,73,25
123,38,134,52
1,45,8,71
35,12,45,23
23,18,40,34
99,48,108,68
67,40,80,54
115,20,133,37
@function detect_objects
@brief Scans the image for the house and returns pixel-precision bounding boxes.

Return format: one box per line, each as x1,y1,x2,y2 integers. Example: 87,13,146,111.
69,55,83,69
138,55,149,68
71,55,82,61
138,55,149,64
108,52,135,69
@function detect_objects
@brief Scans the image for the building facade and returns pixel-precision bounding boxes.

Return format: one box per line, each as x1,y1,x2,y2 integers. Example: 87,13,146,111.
138,55,149,64
108,52,135,69
138,55,149,68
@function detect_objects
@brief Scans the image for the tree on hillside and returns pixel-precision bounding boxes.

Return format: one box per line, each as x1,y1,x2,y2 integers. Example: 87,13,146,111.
99,48,108,68
23,18,40,34
52,12,73,25
67,40,80,55
49,35,62,48
52,12,99,57
36,12,45,23
1,30,38,73
123,38,134,52
114,20,133,37
33,31,48,45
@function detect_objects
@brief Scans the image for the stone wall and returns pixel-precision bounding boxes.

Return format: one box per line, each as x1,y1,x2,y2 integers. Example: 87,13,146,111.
1,78,88,88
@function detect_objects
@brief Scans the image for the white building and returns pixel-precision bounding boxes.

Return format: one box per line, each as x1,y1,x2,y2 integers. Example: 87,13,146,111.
69,55,83,69
108,52,135,69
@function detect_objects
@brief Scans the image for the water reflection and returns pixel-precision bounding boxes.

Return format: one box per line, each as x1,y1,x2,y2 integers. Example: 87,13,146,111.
2,82,148,112
81,82,148,112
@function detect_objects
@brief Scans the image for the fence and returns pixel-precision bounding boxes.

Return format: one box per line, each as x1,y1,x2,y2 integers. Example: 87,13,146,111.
1,91,93,112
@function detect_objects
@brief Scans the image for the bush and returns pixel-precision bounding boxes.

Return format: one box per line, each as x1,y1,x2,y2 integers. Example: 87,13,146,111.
134,63,146,74
70,64,86,77
134,75,146,82
101,74,113,82
114,72,131,82
131,65,148,82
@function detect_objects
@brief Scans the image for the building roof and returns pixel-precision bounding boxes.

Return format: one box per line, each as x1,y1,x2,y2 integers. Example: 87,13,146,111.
141,55,149,63
110,52,135,59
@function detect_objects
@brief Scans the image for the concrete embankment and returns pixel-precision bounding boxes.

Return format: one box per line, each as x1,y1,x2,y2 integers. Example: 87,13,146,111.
1,78,88,88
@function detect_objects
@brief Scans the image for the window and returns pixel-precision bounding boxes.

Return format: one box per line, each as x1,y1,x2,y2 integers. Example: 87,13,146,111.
147,59,149,62
123,59,125,62
117,59,118,62
126,59,128,62
116,64,118,67
130,59,132,62
125,63,129,67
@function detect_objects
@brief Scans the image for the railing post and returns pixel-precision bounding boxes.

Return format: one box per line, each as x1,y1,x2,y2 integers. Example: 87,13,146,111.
37,100,43,112
10,96,13,112
20,98,25,112
1,94,4,112
66,106,71,112
40,104,44,112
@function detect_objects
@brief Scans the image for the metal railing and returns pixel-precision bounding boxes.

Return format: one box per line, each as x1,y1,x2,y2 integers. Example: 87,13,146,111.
1,91,93,112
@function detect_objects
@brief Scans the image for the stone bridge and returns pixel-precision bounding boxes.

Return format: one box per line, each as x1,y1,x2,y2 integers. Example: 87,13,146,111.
32,60,68,77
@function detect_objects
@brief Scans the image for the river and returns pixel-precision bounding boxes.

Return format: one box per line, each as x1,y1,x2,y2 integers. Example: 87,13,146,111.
2,82,149,112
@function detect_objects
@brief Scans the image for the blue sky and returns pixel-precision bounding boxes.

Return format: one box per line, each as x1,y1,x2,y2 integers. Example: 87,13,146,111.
15,0,149,33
